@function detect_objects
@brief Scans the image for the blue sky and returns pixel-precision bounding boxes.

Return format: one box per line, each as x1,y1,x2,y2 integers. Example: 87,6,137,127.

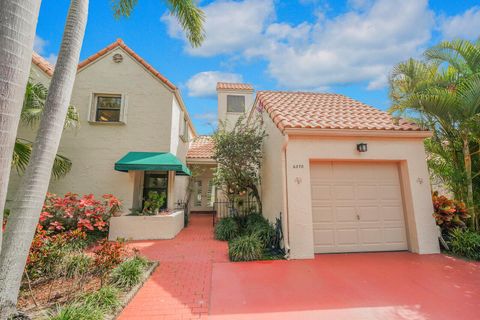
35,0,480,134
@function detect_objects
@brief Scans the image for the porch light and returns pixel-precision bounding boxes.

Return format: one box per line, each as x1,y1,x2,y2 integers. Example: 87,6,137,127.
357,143,368,152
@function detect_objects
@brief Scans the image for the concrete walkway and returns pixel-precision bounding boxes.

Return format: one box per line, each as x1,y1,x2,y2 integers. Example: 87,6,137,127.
117,214,228,320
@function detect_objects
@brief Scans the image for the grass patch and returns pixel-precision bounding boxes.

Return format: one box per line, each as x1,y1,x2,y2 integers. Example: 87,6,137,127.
48,303,104,320
82,286,121,312
109,256,148,289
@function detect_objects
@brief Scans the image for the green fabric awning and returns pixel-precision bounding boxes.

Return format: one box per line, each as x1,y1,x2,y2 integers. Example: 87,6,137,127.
114,152,191,176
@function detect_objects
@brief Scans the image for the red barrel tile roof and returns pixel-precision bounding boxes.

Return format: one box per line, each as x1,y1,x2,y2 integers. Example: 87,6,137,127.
187,136,214,159
216,82,254,91
32,51,54,76
256,91,423,132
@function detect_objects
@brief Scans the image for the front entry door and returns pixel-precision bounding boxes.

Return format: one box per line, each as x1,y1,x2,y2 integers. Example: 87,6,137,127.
192,178,215,211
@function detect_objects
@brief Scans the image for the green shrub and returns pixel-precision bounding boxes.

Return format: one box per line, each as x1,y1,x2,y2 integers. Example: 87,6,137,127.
214,217,240,241
109,256,147,289
82,286,121,312
248,222,275,249
48,304,103,320
62,253,92,278
449,228,480,260
229,234,263,262
245,213,267,229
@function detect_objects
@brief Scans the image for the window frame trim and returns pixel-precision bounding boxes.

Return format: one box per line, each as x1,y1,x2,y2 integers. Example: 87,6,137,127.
226,94,246,113
88,92,127,124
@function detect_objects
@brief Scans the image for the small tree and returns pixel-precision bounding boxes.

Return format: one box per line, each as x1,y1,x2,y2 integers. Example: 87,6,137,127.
212,116,266,212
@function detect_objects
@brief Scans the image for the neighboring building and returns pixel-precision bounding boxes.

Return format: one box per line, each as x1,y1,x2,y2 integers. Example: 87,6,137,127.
9,41,439,259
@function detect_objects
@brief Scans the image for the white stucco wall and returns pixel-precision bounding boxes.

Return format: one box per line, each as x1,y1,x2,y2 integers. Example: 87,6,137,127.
8,47,191,212
285,134,440,259
260,112,285,223
217,89,254,130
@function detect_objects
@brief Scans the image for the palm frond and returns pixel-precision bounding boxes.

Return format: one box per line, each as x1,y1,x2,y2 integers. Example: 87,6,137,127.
12,138,72,179
166,0,205,47
111,0,138,18
425,39,480,75
22,81,47,126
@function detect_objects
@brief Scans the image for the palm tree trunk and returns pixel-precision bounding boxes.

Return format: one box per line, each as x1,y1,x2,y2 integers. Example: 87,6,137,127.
0,0,41,253
0,0,88,317
462,138,477,230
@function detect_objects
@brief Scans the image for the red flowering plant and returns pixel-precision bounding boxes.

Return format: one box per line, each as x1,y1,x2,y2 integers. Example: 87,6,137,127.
432,191,470,234
93,238,129,283
39,193,121,236
26,225,88,279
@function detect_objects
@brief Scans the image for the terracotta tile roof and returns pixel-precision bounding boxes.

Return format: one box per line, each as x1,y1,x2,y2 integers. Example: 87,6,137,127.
216,82,254,91
31,51,54,76
77,38,176,90
256,91,424,132
187,136,214,159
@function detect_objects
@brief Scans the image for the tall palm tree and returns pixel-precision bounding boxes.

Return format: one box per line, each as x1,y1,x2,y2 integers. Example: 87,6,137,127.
389,38,480,231
13,81,79,179
0,0,42,255
0,0,204,316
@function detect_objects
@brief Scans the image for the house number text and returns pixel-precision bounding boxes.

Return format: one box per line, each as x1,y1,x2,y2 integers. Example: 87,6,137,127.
292,164,304,169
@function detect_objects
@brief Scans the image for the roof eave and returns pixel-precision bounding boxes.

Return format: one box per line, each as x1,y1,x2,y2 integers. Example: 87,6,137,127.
283,128,432,138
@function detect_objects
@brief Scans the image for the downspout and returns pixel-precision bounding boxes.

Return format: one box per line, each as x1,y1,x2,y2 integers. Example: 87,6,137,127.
281,134,291,258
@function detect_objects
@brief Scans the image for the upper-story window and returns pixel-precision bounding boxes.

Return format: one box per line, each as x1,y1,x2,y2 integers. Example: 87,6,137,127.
227,95,245,113
89,93,126,123
95,95,122,122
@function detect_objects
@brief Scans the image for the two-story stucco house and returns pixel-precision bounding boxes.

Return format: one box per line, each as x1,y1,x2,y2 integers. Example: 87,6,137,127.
8,39,439,259
9,39,195,214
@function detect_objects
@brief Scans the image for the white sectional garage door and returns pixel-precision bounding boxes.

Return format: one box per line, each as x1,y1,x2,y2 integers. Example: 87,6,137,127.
310,162,408,253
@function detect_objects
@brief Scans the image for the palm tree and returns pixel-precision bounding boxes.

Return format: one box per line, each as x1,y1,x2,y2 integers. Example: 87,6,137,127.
0,0,204,316
389,38,480,231
0,0,42,256
13,81,79,179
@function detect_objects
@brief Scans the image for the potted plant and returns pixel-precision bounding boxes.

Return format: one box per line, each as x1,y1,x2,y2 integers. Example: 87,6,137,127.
142,191,166,215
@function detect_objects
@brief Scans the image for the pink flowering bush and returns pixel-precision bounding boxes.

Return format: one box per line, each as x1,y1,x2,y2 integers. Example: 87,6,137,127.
39,192,121,235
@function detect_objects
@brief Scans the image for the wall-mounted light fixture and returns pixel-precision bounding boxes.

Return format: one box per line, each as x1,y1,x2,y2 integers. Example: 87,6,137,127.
357,143,368,152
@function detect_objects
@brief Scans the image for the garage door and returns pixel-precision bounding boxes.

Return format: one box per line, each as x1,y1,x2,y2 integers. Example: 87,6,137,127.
310,162,408,253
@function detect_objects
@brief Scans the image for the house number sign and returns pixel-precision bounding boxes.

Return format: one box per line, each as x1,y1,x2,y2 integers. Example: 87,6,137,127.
292,164,304,169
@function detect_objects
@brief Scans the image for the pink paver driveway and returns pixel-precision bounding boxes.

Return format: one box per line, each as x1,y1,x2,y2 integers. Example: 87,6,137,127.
118,215,480,320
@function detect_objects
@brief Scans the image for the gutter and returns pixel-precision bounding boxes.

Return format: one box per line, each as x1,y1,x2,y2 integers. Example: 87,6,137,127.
281,134,291,258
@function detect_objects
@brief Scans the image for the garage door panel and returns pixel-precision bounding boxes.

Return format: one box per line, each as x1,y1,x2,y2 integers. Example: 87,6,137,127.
336,229,359,245
380,185,403,200
311,162,408,254
333,185,355,200
312,206,333,222
311,185,331,200
360,228,383,244
335,206,357,222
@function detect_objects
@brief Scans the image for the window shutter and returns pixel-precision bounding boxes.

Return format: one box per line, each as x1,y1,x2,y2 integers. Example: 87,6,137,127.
121,94,128,123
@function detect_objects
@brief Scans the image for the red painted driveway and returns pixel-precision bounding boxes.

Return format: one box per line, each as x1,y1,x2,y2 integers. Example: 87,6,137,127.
118,215,480,320
210,252,480,320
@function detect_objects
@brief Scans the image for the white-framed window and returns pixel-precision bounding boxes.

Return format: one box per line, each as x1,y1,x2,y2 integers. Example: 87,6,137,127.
89,93,127,123
227,95,245,113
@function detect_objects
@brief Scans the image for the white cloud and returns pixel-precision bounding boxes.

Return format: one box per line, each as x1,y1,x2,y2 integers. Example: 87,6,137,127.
194,112,218,128
34,35,47,53
34,35,57,65
162,0,275,57
164,0,435,90
259,0,434,90
186,71,243,97
440,6,480,40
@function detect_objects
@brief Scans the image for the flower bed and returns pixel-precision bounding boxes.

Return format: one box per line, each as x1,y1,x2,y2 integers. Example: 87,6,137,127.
5,193,156,319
